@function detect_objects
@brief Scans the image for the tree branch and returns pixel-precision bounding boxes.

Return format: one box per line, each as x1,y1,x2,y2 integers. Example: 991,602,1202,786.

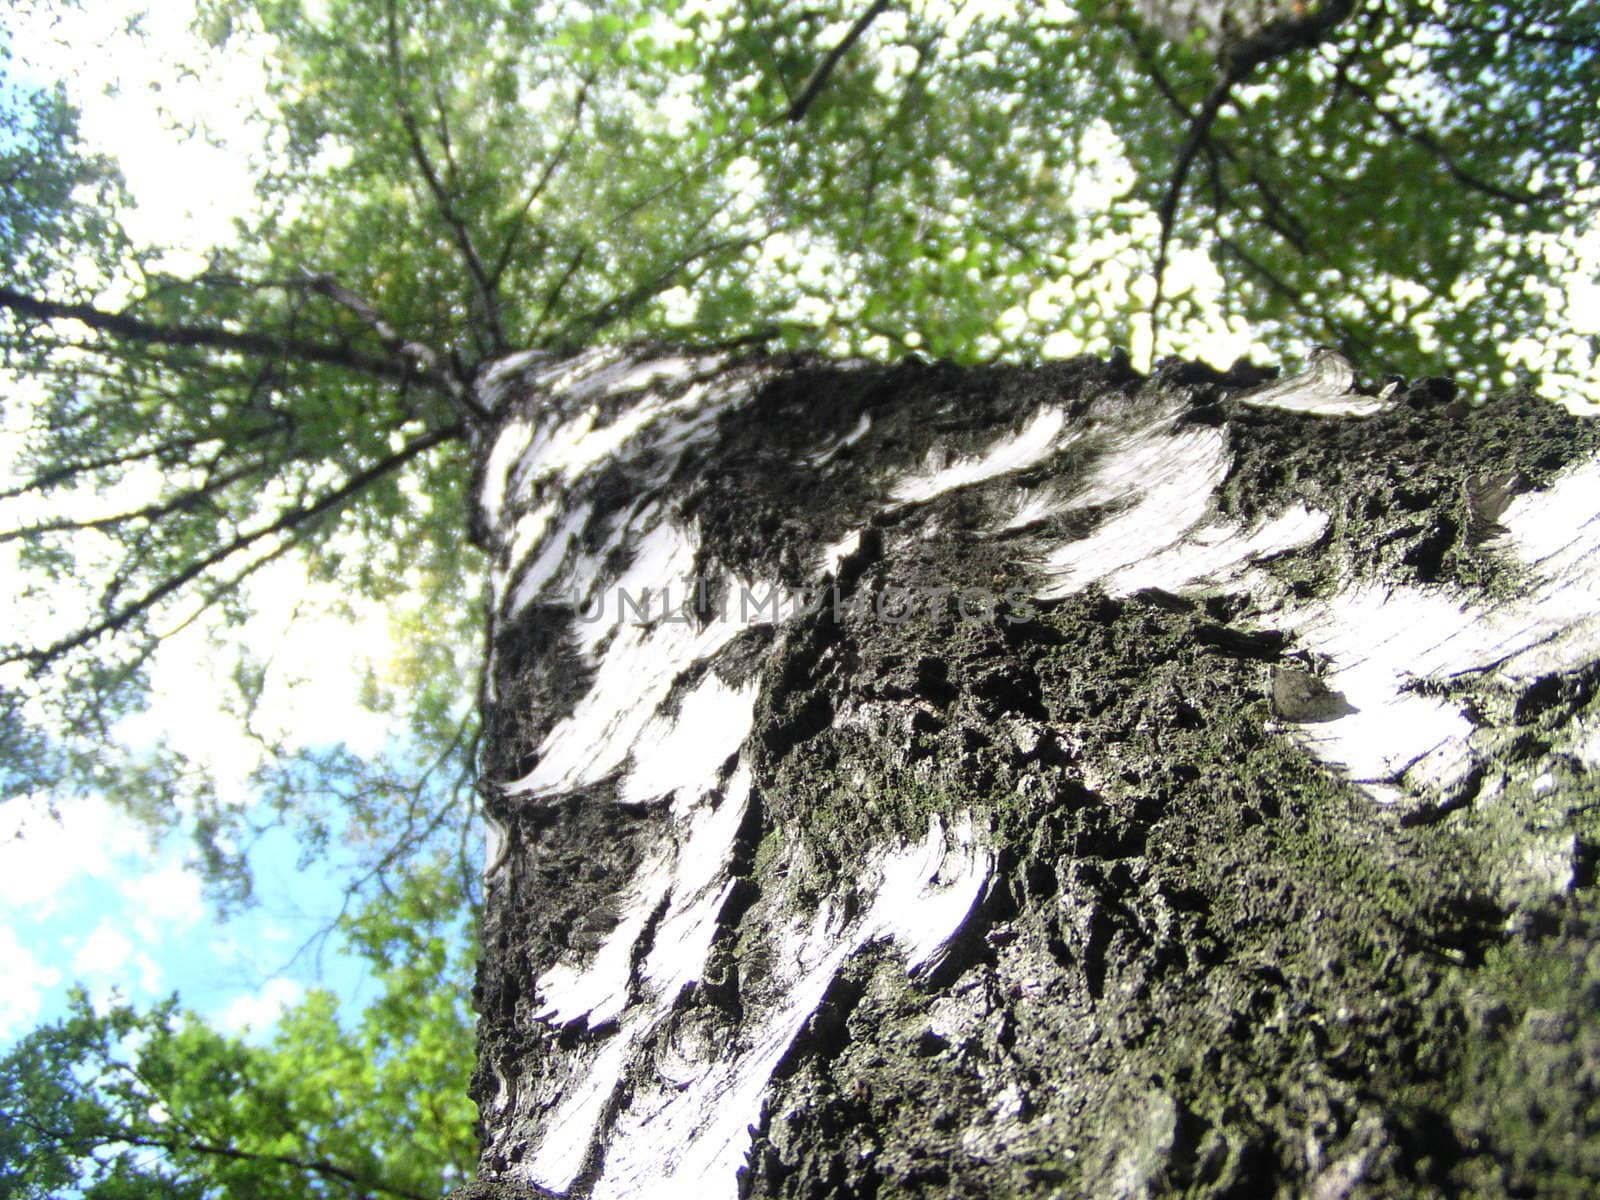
557,233,768,344
0,431,244,501
1126,28,1312,254
0,285,431,388
0,456,275,545
528,244,588,341
1336,65,1556,206
788,0,892,122
299,271,486,422
1147,0,1358,348
384,0,507,355
7,422,463,673
488,74,595,291
1215,233,1374,360
27,1120,432,1200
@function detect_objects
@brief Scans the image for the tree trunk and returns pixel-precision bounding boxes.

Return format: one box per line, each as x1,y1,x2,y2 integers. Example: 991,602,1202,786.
457,347,1600,1199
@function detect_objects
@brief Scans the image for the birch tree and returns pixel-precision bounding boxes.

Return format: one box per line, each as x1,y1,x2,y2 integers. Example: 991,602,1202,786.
3,1,1599,1195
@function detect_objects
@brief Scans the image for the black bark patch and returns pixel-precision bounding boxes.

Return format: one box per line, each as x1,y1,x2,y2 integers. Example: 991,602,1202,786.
1218,388,1600,596
481,603,592,785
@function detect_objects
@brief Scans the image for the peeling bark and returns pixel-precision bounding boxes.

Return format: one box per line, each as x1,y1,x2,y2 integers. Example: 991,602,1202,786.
457,348,1600,1199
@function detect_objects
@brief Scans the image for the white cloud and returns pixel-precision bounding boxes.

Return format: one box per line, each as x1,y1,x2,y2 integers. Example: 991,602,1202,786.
0,794,148,917
67,924,167,1007
72,922,135,977
114,556,398,811
121,861,204,935
133,950,165,996
0,925,62,1037
238,561,397,759
216,977,303,1036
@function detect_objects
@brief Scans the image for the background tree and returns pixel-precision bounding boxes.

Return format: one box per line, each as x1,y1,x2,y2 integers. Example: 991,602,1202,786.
1,864,476,1198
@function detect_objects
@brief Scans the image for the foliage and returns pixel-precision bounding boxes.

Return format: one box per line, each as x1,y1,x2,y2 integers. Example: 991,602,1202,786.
0,864,477,1200
220,0,1600,367
0,40,128,300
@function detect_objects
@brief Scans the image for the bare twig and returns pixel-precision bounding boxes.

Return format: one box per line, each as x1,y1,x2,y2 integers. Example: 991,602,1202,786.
384,0,507,353
788,0,892,122
1336,64,1555,206
8,422,463,673
0,285,421,387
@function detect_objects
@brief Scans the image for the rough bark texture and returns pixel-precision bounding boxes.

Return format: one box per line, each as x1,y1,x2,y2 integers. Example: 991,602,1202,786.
456,348,1600,1199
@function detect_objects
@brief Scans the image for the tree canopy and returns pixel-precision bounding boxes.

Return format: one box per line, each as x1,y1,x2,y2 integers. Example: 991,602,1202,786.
1,0,1598,1192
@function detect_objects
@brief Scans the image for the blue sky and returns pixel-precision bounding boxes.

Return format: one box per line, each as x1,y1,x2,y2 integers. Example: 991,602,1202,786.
1,797,378,1041
0,1,423,1050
